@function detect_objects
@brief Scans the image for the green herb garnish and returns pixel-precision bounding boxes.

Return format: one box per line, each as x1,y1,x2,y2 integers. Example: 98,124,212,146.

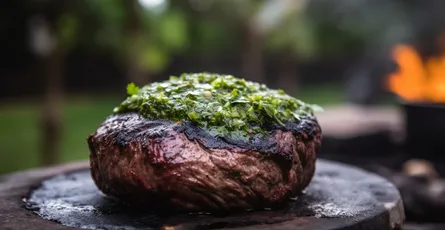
126,83,139,96
114,73,322,139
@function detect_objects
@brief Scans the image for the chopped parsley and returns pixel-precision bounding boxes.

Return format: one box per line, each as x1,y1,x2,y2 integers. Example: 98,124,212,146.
126,83,139,95
114,73,322,139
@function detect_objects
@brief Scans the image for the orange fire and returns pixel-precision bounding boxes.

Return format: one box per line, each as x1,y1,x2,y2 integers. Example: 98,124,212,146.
387,44,445,102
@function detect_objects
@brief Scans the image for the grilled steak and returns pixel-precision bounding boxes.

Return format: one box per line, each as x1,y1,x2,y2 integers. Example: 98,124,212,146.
87,73,322,213
87,112,321,213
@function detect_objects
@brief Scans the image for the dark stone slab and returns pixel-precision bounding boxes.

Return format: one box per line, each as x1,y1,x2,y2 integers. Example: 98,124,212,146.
405,223,445,230
0,159,404,230
0,161,89,230
320,153,445,223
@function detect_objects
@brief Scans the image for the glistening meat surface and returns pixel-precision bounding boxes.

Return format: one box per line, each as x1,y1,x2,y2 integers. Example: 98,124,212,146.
88,112,322,213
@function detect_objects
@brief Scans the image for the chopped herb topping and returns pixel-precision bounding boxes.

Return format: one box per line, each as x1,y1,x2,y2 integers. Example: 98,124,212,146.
114,73,322,139
126,83,139,95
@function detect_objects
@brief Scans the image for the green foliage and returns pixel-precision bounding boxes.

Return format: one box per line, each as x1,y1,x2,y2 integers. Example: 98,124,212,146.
85,0,125,52
49,0,370,71
135,9,189,72
73,0,189,74
266,13,318,59
57,13,79,50
139,44,169,72
158,10,189,51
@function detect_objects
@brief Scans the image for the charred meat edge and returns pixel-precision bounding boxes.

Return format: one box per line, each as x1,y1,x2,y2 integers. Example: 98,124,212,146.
87,112,322,213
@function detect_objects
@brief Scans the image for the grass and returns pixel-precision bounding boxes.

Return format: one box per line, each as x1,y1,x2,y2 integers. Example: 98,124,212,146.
0,85,343,175
0,96,122,175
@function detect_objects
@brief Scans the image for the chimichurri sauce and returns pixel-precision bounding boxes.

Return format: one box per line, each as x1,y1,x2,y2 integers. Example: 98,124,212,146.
114,73,322,139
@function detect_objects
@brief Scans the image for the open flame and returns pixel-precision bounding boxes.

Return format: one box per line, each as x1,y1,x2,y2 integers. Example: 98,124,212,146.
387,44,445,102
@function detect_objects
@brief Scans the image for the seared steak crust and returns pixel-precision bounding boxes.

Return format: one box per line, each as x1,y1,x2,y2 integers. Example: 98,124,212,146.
87,112,322,213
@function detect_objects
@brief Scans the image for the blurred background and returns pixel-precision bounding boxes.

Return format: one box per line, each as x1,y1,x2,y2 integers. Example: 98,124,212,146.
1,0,445,175
5,0,445,227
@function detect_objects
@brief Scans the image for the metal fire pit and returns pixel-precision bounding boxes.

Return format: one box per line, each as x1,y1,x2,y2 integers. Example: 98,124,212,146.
401,101,445,160
0,159,404,230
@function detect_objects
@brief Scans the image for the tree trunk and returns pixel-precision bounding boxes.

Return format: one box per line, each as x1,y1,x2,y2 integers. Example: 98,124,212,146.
29,14,63,166
126,48,147,86
241,21,265,83
41,41,63,166
123,0,149,86
276,52,299,95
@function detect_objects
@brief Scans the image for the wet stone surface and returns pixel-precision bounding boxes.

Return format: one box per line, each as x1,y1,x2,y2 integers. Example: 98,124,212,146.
25,160,404,230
